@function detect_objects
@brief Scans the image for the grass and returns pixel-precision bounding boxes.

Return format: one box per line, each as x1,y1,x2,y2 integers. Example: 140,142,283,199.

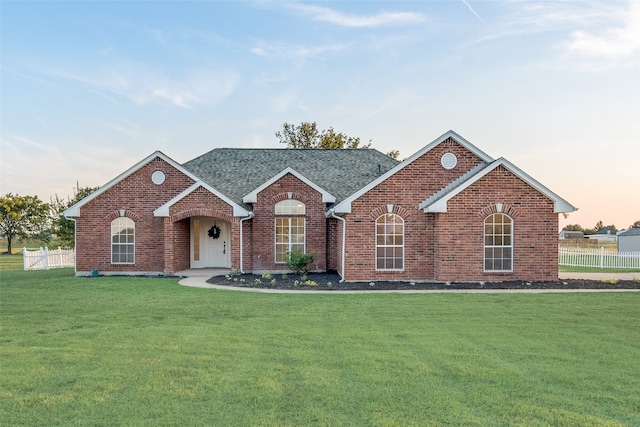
2,254,640,426
559,265,640,273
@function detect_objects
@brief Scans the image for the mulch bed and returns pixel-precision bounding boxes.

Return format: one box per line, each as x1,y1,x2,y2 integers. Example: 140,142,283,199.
206,272,640,291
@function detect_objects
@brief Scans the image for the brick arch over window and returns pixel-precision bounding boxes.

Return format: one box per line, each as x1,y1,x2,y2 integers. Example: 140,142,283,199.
271,192,310,205
170,208,235,223
105,210,141,222
369,204,411,221
477,203,521,219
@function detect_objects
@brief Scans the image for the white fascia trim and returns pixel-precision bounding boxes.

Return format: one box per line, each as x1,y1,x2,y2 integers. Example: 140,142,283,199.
332,130,495,214
63,151,200,218
154,181,250,217
242,167,336,204
420,158,578,214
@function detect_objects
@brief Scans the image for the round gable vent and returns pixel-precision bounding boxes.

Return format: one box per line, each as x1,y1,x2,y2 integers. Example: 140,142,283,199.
441,152,457,170
151,170,166,185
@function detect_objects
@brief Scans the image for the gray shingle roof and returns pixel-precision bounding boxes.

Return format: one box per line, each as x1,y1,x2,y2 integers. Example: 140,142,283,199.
182,148,400,208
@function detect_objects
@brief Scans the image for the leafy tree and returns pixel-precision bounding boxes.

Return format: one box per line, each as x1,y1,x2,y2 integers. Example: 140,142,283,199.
50,186,99,248
629,220,640,229
563,224,584,232
386,150,400,160
276,121,402,159
0,193,50,254
276,122,370,149
594,220,605,232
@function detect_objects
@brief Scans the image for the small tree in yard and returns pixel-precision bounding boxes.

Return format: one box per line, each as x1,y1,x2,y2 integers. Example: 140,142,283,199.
50,186,99,248
286,249,314,275
0,193,50,254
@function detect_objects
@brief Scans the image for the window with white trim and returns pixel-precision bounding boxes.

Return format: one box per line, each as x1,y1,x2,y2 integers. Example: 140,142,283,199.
376,213,404,270
111,217,135,264
484,213,513,271
275,200,305,263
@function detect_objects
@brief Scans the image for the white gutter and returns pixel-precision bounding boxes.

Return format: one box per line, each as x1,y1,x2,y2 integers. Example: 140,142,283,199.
239,212,254,273
328,209,346,282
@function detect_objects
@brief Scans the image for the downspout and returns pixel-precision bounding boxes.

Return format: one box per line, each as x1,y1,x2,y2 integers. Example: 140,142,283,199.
239,211,254,274
328,209,346,283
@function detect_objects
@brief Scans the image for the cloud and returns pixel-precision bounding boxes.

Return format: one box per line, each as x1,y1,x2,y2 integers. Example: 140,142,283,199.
287,3,427,28
20,61,240,109
251,41,345,59
564,2,640,59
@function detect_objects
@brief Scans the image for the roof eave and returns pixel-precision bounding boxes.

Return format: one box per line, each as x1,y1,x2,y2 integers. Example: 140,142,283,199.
420,158,578,214
332,130,495,213
243,167,336,204
154,181,250,218
62,151,200,218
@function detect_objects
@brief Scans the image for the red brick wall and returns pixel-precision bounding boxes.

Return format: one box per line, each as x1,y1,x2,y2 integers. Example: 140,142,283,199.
249,173,327,273
326,217,341,273
75,157,195,274
435,166,558,282
344,139,485,281
342,140,559,282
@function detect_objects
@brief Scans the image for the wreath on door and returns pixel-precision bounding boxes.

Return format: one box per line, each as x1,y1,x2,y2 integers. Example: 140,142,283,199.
208,225,221,239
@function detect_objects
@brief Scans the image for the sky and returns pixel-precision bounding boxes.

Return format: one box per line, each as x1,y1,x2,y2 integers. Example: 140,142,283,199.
1,0,639,230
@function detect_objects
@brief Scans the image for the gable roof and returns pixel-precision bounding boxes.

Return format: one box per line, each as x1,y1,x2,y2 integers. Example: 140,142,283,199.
243,167,335,204
182,148,399,207
154,181,250,217
420,157,578,214
332,130,494,214
63,151,198,217
619,228,640,236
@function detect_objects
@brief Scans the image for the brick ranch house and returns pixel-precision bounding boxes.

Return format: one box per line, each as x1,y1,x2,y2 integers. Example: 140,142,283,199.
64,130,577,282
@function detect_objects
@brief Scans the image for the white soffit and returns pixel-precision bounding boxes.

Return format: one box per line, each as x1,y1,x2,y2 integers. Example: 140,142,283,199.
63,151,199,217
154,181,250,217
420,158,578,214
242,167,336,204
332,130,495,214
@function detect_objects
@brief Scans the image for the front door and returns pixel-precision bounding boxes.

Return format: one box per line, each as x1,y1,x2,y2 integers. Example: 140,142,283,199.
190,217,231,268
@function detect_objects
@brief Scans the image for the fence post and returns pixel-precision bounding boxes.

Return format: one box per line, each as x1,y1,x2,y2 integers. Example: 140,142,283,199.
43,247,49,270
23,248,27,270
599,246,604,269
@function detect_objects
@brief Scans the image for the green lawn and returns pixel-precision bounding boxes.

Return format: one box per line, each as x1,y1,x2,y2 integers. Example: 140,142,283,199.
560,265,640,273
1,255,639,426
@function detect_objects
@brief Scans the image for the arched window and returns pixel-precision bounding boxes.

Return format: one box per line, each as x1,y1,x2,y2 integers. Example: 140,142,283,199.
376,213,404,270
484,213,513,271
111,217,135,264
275,200,305,263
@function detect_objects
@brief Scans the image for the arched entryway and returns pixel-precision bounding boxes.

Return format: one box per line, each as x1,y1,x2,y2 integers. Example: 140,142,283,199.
190,217,231,268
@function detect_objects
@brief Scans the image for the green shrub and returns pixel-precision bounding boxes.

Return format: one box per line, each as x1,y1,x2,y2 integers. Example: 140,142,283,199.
286,249,313,275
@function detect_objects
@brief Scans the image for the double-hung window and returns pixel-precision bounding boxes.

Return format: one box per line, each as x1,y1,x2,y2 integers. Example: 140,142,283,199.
484,213,513,271
376,213,404,270
111,217,135,264
275,200,305,263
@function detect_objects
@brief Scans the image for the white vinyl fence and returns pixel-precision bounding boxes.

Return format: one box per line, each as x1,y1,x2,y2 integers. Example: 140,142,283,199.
23,247,75,271
559,246,640,269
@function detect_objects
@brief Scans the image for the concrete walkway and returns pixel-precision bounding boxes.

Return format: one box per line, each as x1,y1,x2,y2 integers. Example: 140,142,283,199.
559,271,640,281
177,270,640,294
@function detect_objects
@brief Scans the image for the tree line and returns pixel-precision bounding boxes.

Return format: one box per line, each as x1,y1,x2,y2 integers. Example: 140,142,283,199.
1,187,98,254
563,220,640,235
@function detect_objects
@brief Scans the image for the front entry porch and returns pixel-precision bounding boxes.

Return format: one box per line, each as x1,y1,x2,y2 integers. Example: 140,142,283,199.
190,217,231,269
